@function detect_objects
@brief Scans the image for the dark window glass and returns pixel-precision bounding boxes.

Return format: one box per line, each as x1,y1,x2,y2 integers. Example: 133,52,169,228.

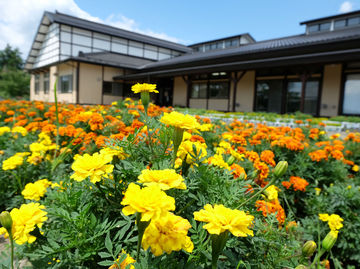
231,38,239,47
287,81,302,113
191,83,207,98
209,82,229,99
59,75,73,93
348,16,360,26
304,80,319,115
210,43,217,50
255,80,283,113
334,19,346,29
343,74,360,114
216,42,223,49
34,74,40,94
225,40,232,48
44,72,49,94
123,83,137,98
103,81,112,94
319,22,331,31
308,24,319,33
204,44,211,52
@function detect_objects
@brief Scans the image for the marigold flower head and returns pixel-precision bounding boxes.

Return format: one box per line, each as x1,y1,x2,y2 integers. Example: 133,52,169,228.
137,169,186,190
70,152,114,184
289,176,309,192
142,212,193,256
264,185,280,201
22,179,52,201
2,152,29,170
160,111,200,130
255,200,286,224
193,204,254,237
131,83,158,93
109,250,135,269
0,203,47,245
100,146,128,160
0,126,10,136
121,183,175,222
176,140,207,166
319,213,343,231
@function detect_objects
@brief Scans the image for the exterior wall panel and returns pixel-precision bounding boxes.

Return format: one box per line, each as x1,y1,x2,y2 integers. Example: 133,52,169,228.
235,70,255,112
103,95,123,105
103,67,123,81
189,99,206,109
173,76,187,107
208,99,228,111
79,63,102,104
320,64,342,116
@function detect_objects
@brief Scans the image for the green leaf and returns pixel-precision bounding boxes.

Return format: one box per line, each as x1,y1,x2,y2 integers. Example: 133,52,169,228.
98,260,115,266
105,232,113,254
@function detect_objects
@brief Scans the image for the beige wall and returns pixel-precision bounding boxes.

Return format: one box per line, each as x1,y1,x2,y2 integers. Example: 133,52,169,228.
320,64,342,117
208,99,229,111
103,67,123,81
79,63,102,104
236,71,255,112
103,95,123,105
173,76,187,107
189,99,207,109
30,74,35,100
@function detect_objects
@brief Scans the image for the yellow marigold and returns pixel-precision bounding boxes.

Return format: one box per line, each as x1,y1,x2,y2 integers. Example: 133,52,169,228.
137,169,186,190
0,126,10,136
2,152,30,170
70,152,114,184
109,250,135,269
199,123,213,132
142,212,194,256
319,213,344,231
121,183,175,222
11,126,28,136
160,111,200,130
207,154,230,170
0,203,47,245
264,185,280,201
100,146,128,160
176,140,207,165
22,179,52,201
131,83,158,93
352,165,359,172
194,204,254,237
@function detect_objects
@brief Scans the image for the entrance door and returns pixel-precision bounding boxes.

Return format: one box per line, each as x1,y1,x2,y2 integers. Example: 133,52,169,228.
286,79,319,115
155,78,173,107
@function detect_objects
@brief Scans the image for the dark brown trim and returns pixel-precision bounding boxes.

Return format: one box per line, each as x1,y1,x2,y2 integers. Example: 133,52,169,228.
300,73,310,112
76,62,80,104
181,76,191,107
316,66,324,117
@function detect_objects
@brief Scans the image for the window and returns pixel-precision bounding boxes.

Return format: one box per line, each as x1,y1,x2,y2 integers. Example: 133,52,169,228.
61,43,71,55
59,75,73,93
34,74,40,94
308,24,319,33
191,83,207,98
343,74,360,114
103,81,123,96
319,22,331,31
73,34,91,47
255,80,283,113
209,82,229,99
334,19,346,29
44,72,49,94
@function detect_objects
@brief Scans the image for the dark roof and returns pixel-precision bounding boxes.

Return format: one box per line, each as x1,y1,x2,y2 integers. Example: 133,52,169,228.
300,10,360,25
139,27,360,70
189,33,255,47
71,52,155,69
45,11,191,53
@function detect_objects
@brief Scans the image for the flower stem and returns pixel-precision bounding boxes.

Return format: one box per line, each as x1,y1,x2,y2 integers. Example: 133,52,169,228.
211,231,229,269
9,232,14,269
135,212,150,261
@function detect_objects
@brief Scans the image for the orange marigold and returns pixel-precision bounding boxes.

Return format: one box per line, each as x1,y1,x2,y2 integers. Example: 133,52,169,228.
260,150,276,167
289,176,309,192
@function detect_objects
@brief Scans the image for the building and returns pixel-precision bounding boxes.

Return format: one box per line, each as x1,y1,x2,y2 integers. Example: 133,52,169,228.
27,10,360,116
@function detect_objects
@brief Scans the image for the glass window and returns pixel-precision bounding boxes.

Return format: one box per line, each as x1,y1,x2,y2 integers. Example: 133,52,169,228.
209,82,229,99
287,81,302,113
144,49,158,60
73,28,91,37
129,46,143,57
93,39,110,50
112,42,127,54
308,24,319,33
319,22,331,31
103,81,112,94
204,44,211,51
61,25,71,32
231,38,239,47
93,32,110,40
61,43,71,55
348,16,360,26
59,75,73,93
73,34,91,46
60,31,71,42
103,81,124,96
304,80,319,115
255,80,283,113
210,43,217,50
72,45,91,56
334,19,346,29
225,40,232,48
343,74,360,114
191,83,207,98
43,72,49,94
112,37,127,44
35,74,40,94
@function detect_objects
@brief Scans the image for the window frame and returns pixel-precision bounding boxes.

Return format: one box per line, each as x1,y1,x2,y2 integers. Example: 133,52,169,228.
43,72,50,94
59,74,73,94
34,74,40,94
340,71,360,116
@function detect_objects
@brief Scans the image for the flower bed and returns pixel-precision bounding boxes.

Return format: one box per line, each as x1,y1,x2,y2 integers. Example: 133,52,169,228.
0,89,360,268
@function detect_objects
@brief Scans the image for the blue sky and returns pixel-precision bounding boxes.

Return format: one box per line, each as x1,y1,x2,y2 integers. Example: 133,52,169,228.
0,0,358,58
74,0,358,44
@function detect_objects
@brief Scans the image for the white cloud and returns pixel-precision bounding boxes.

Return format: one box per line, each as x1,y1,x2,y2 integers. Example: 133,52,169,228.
339,1,353,13
0,0,181,59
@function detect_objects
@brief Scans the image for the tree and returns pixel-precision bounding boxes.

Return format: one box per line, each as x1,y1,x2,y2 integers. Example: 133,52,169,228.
0,44,30,98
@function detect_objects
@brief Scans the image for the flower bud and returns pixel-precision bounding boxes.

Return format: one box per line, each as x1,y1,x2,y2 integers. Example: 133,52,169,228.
274,161,288,178
322,230,338,251
226,155,235,166
302,240,317,257
295,265,308,269
0,211,13,232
